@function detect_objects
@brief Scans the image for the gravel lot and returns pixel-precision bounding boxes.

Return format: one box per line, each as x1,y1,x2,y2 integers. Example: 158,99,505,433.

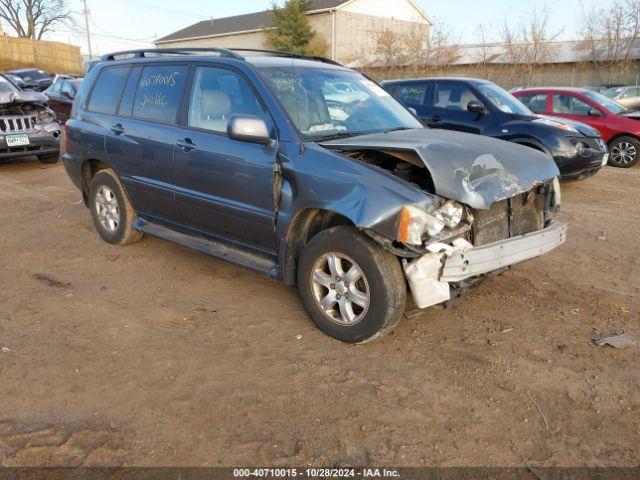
1,158,638,467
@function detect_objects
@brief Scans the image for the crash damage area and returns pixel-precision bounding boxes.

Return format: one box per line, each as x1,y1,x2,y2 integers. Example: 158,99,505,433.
0,160,638,467
324,128,565,309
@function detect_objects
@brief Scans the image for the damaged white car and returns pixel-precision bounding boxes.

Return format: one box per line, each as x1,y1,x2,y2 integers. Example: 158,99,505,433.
1,73,60,164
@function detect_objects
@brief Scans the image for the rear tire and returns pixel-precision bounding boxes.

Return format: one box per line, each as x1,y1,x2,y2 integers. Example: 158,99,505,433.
297,226,406,344
88,169,143,246
609,136,640,168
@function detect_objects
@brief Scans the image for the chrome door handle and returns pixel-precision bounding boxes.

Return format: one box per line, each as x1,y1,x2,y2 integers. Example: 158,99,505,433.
110,123,125,135
176,138,197,152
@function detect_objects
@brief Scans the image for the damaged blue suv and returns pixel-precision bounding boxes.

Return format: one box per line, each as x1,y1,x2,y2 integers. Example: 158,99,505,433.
62,48,566,343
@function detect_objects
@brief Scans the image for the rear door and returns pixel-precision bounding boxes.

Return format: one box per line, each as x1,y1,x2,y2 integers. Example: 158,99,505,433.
173,64,277,252
102,63,189,221
425,81,487,134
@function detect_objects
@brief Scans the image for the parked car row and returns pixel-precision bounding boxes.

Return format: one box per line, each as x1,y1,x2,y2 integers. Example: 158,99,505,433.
514,87,640,167
1,69,83,165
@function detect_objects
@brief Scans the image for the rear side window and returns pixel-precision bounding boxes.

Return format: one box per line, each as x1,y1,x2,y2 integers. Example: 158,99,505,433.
133,65,188,124
87,67,128,114
395,84,427,106
518,93,548,113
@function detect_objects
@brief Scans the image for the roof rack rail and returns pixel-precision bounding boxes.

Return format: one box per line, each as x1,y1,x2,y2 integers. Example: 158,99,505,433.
100,47,342,67
100,48,244,61
228,48,343,66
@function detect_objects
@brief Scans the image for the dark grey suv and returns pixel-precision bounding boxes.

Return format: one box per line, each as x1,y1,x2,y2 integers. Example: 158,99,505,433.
62,48,566,343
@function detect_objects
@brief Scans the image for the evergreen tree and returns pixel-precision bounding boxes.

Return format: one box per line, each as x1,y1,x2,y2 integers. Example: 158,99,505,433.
266,0,318,55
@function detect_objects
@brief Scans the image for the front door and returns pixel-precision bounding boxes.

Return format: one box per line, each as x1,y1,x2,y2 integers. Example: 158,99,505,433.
550,93,608,132
173,65,277,252
425,81,487,134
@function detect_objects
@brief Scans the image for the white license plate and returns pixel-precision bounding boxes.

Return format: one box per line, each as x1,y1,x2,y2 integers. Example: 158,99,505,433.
5,134,30,147
602,154,609,166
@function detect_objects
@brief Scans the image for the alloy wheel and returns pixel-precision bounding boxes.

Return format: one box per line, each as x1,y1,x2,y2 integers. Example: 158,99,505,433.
95,185,120,232
611,142,637,165
310,252,370,326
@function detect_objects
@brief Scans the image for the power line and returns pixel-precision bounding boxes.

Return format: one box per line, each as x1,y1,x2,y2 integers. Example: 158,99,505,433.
109,0,209,20
89,18,156,42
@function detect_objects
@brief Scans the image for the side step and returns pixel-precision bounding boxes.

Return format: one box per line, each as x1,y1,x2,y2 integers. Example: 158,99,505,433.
134,218,278,276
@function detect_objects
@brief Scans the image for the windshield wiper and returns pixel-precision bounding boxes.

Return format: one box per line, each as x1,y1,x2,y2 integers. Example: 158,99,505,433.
313,131,367,142
381,126,411,133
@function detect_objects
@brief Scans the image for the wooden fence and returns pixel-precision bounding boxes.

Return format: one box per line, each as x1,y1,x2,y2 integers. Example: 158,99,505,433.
0,36,83,74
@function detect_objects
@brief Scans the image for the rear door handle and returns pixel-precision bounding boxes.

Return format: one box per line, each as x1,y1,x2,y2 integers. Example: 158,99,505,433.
176,138,197,152
110,123,125,135
430,116,441,123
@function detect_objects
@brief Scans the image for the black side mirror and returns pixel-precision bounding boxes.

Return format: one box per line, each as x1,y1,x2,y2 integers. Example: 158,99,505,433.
62,91,74,100
467,100,486,115
589,108,603,117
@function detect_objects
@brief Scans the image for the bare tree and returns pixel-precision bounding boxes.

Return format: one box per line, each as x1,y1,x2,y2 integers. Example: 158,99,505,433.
403,22,460,75
0,0,71,40
501,8,559,86
578,0,640,81
373,28,405,70
473,23,499,80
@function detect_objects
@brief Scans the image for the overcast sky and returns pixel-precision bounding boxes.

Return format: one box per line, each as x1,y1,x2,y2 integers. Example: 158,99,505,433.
17,0,606,56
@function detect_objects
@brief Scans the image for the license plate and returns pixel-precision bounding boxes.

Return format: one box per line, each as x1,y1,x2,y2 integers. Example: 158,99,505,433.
5,134,30,147
602,154,609,166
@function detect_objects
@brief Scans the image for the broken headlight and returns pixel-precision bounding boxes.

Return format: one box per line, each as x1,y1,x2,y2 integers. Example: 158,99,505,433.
397,205,445,245
37,108,56,124
439,201,464,228
397,201,468,246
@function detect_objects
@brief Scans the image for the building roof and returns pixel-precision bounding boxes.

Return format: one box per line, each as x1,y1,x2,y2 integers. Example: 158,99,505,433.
349,39,640,68
156,0,348,44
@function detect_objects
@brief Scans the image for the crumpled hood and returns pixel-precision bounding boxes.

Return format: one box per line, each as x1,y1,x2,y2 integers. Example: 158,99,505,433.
322,128,559,209
0,90,48,106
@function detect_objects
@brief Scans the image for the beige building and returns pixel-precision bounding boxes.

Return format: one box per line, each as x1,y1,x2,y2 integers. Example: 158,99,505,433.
155,0,432,64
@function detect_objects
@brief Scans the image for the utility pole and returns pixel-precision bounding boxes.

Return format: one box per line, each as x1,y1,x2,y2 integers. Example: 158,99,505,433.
82,0,93,59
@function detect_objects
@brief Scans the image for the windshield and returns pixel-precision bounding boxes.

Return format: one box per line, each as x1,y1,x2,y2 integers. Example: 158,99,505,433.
583,90,629,114
477,83,533,115
602,87,624,98
13,70,49,81
257,67,422,140
0,75,19,94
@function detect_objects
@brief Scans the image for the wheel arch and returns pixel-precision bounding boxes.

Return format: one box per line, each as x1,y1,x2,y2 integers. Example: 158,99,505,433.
81,158,112,204
281,208,356,286
606,132,640,147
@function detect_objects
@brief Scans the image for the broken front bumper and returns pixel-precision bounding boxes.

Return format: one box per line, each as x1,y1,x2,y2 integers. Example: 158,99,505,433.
404,222,567,308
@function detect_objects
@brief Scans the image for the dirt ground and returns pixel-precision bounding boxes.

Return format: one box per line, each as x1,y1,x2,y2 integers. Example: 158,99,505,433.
0,158,638,468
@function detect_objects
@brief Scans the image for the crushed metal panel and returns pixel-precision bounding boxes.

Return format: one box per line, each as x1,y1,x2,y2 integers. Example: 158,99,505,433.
322,128,560,209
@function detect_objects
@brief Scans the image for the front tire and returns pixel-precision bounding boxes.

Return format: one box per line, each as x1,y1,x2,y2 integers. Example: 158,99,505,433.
88,169,143,246
609,136,640,168
297,226,406,344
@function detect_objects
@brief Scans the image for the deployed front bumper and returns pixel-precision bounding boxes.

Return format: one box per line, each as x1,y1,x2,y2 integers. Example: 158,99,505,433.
441,222,567,282
404,222,567,308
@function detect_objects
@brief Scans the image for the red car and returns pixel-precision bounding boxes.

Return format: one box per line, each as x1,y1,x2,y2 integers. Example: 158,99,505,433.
514,87,640,168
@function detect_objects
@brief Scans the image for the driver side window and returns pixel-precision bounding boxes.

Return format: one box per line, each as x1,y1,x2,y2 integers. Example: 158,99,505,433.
188,66,267,134
432,83,480,111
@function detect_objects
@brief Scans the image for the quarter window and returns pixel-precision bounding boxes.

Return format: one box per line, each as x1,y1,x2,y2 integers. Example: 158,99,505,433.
87,67,129,114
132,65,188,124
187,66,267,133
552,94,592,115
118,67,142,116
